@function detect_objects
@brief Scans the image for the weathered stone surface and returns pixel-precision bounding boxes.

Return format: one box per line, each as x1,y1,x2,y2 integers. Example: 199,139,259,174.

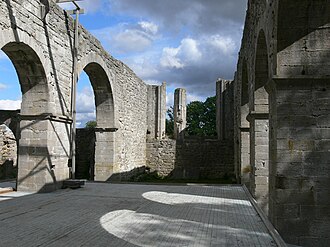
233,0,330,245
173,88,186,140
146,138,235,180
0,124,17,179
0,0,163,191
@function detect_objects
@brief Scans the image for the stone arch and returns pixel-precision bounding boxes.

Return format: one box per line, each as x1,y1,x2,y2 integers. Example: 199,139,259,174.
77,55,116,181
2,42,49,114
249,29,270,214
254,29,269,112
0,40,59,192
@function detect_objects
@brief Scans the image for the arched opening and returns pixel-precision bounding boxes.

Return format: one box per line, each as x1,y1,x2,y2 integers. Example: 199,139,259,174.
76,62,115,181
0,42,51,191
75,71,96,180
250,30,270,214
239,61,250,185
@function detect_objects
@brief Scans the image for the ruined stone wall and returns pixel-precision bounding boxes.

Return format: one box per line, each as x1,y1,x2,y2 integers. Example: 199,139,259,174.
234,0,330,245
0,124,17,179
0,110,20,138
146,139,234,180
146,83,166,140
75,128,95,180
0,0,149,191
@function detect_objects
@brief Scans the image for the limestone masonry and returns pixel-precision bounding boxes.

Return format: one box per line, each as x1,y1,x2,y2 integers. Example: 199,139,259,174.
233,0,330,245
0,1,329,246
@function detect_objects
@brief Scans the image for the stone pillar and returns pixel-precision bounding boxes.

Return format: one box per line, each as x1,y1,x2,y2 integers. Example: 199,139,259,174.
94,131,115,181
268,78,330,246
17,119,71,192
157,82,166,140
216,79,233,140
147,82,167,140
216,79,222,140
174,88,186,140
248,112,269,214
240,127,250,185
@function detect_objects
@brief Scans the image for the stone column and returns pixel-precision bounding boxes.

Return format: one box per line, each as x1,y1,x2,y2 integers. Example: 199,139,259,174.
216,79,223,140
174,88,186,140
94,131,115,181
147,82,167,140
247,111,269,214
156,82,166,140
268,78,330,245
216,79,233,140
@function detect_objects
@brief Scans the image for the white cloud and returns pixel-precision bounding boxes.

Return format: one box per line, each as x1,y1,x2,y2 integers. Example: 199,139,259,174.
166,92,174,108
0,100,21,110
93,21,159,54
187,93,204,103
206,35,236,55
0,83,7,90
160,38,202,69
112,29,153,53
177,38,202,62
76,86,95,113
139,21,158,35
89,0,247,99
160,47,183,69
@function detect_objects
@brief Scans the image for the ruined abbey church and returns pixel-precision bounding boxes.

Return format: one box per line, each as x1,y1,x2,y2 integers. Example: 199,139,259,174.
0,0,329,246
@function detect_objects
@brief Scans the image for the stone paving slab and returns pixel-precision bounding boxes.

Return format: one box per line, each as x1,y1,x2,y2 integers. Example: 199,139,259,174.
0,183,277,246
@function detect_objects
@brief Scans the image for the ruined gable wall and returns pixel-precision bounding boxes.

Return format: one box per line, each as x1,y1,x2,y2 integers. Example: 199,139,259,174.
0,0,149,189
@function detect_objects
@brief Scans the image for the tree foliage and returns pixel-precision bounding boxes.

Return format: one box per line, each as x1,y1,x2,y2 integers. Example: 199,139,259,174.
166,96,217,137
85,120,97,129
165,107,174,138
186,96,216,136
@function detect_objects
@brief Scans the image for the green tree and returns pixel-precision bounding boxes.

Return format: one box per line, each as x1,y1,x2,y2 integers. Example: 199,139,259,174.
85,120,97,129
186,96,216,136
166,107,174,138
166,96,217,137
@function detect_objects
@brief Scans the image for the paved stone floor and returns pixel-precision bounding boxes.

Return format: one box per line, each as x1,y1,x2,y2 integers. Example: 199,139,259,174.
0,182,277,247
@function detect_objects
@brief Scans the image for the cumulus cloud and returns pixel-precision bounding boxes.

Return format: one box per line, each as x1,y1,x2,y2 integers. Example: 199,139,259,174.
112,29,153,53
0,83,7,90
0,100,21,110
76,86,95,113
160,38,202,69
139,21,158,35
75,86,96,127
93,21,159,54
108,0,247,35
89,0,247,98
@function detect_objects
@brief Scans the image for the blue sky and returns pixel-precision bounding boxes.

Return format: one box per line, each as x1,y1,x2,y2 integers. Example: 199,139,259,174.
0,0,247,127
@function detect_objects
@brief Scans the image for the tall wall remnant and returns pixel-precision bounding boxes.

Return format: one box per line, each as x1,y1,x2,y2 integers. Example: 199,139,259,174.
147,82,167,140
146,85,235,181
174,88,187,140
216,79,234,141
234,0,330,245
0,0,164,191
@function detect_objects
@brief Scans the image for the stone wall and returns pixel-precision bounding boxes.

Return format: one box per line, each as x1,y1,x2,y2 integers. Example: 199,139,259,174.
146,139,234,180
0,0,153,191
75,128,95,180
233,0,330,245
146,83,166,140
0,124,17,179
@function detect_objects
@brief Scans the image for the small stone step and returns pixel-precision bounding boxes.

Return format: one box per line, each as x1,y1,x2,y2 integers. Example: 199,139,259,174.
62,179,86,189
0,187,14,194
